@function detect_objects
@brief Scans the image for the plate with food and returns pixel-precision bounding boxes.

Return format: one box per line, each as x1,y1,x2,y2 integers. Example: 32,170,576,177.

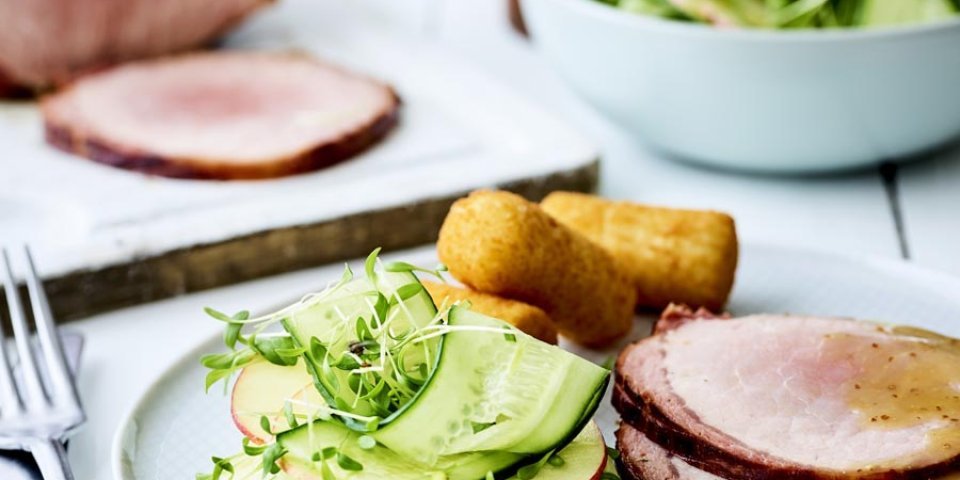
112,191,960,479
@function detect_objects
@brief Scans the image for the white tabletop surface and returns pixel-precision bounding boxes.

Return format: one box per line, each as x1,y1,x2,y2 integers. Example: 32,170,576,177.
57,0,959,478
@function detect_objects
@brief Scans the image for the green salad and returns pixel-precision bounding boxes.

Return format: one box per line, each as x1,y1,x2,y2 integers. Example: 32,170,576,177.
598,0,960,28
196,250,612,480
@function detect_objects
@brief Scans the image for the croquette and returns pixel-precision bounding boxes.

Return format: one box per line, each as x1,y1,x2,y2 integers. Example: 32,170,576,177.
437,190,636,347
541,192,738,311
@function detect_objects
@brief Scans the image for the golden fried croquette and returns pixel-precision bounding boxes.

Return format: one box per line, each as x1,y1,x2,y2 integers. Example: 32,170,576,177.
422,281,558,344
437,190,636,347
541,192,738,311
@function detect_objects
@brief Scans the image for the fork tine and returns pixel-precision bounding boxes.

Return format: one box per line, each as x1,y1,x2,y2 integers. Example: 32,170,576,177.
23,246,79,409
0,250,24,413
0,248,48,406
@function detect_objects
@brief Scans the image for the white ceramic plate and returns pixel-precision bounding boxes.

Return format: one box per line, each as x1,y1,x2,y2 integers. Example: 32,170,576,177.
112,245,960,479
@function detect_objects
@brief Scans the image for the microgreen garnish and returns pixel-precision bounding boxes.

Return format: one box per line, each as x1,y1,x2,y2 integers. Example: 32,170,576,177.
261,443,287,476
383,261,448,281
260,415,274,435
516,449,556,479
601,473,621,480
197,249,545,480
607,446,621,460
336,452,363,471
196,456,234,480
284,401,299,428
548,453,565,467
242,437,266,456
364,248,381,283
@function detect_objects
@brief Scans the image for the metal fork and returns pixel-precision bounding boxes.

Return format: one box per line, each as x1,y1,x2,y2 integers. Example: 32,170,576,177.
0,247,84,480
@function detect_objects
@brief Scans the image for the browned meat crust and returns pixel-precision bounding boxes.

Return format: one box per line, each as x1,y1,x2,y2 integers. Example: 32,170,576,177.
613,344,960,480
617,423,686,480
0,0,273,92
653,303,728,335
43,90,399,180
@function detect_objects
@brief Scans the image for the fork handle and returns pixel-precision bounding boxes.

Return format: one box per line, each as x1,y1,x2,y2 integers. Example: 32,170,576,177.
29,438,74,480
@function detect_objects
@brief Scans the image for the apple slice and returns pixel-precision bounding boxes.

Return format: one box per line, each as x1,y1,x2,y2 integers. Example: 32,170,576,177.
508,421,608,480
231,359,323,443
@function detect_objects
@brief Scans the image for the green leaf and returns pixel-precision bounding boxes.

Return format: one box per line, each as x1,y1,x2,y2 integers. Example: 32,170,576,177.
389,283,423,305
548,453,565,467
284,401,299,428
321,446,338,460
384,261,448,280
321,354,340,393
364,417,381,432
600,473,621,480
606,447,620,460
355,317,374,342
372,293,388,328
203,307,233,323
224,323,243,350
251,336,299,367
340,263,354,285
335,355,361,371
204,369,234,393
337,452,363,471
260,415,273,435
383,261,417,273
310,337,328,362
200,352,236,370
242,437,267,456
364,248,382,282
516,450,555,479
261,443,288,477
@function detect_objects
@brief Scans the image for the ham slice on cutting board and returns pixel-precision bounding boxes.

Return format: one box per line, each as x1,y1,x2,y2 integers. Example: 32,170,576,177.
41,51,400,180
614,307,960,479
0,0,270,91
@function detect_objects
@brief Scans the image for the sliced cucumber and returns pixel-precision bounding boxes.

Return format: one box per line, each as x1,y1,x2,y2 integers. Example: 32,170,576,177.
372,306,610,464
277,420,608,480
281,270,441,428
278,420,523,480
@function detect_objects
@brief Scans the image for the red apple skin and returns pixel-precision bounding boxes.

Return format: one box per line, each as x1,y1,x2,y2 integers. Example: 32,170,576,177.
589,454,609,480
230,368,266,444
230,360,321,444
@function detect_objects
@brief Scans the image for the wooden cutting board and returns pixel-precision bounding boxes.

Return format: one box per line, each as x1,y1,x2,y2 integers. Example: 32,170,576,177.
0,0,598,320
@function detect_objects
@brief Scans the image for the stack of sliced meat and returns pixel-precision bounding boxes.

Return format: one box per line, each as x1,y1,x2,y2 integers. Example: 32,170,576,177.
42,51,400,180
614,305,960,479
0,0,270,92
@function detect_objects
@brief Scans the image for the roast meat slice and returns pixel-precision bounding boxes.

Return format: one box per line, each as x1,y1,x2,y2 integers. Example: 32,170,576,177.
0,0,269,91
42,51,400,180
617,422,723,480
615,313,960,479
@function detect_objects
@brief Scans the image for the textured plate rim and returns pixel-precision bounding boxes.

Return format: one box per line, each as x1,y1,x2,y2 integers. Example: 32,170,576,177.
109,243,960,479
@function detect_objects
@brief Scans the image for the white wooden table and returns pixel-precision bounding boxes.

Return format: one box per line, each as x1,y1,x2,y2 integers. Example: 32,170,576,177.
61,1,959,478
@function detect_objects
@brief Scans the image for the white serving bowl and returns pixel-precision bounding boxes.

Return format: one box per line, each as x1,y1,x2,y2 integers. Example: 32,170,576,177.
521,0,960,173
